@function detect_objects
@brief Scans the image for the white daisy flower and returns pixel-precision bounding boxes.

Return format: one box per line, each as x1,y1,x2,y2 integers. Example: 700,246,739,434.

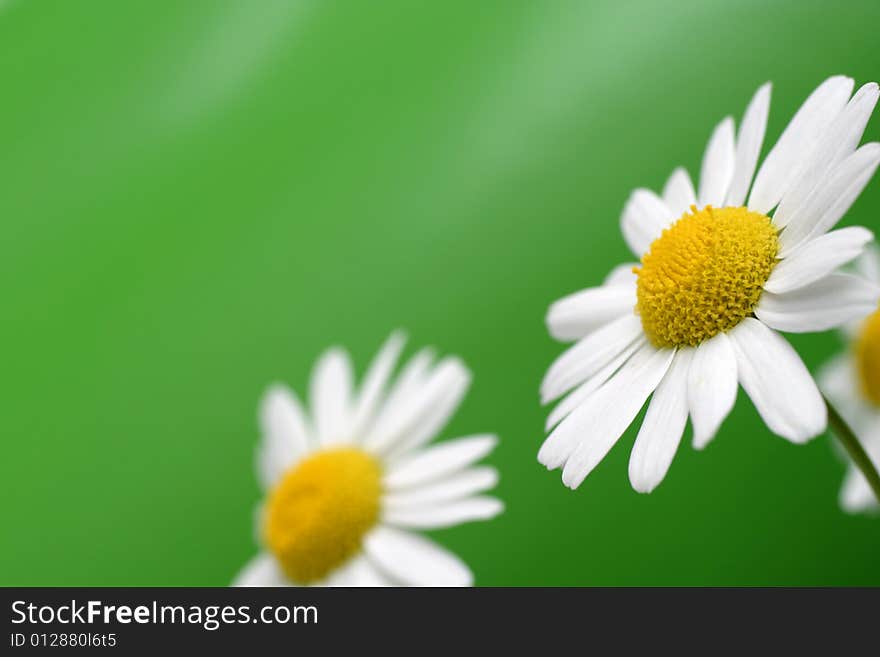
819,247,880,514
234,332,503,586
540,76,880,494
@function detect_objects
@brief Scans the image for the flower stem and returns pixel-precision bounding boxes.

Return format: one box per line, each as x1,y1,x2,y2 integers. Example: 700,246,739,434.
824,395,880,503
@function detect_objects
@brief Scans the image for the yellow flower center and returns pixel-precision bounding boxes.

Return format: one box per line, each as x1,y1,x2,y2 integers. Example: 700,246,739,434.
855,308,880,406
635,206,779,348
264,447,382,584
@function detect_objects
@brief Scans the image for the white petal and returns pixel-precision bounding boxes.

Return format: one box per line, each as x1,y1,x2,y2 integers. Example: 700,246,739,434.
363,526,472,586
383,434,498,489
540,343,674,487
817,354,861,423
364,357,470,456
256,384,311,489
855,245,880,284
604,262,639,286
323,554,391,587
726,83,771,207
628,349,691,493
348,331,406,438
662,167,697,218
384,467,498,509
698,116,736,207
687,332,738,449
728,318,826,443
546,283,636,341
774,83,879,230
818,354,856,402
766,227,874,294
386,367,471,459
545,339,641,431
840,466,880,514
777,143,880,256
842,318,864,340
541,313,643,403
749,76,855,214
539,338,638,469
233,553,291,587
383,496,503,529
621,189,673,257
378,347,435,415
756,273,880,333
310,348,354,446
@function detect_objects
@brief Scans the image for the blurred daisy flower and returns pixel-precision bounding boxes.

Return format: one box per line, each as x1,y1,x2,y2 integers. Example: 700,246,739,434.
540,76,880,493
819,247,880,514
235,333,503,586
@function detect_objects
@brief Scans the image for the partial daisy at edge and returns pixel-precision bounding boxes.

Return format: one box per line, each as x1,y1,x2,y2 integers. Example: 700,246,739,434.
819,246,880,514
234,332,504,587
540,75,880,494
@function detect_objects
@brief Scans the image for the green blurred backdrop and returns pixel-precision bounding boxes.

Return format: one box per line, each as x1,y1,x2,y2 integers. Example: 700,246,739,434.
2,0,879,586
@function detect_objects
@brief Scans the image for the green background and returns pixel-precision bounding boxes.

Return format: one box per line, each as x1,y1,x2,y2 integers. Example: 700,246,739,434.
2,0,879,586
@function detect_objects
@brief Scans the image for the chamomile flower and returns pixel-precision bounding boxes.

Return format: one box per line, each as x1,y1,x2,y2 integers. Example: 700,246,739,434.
819,247,880,514
234,332,503,586
540,76,880,493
